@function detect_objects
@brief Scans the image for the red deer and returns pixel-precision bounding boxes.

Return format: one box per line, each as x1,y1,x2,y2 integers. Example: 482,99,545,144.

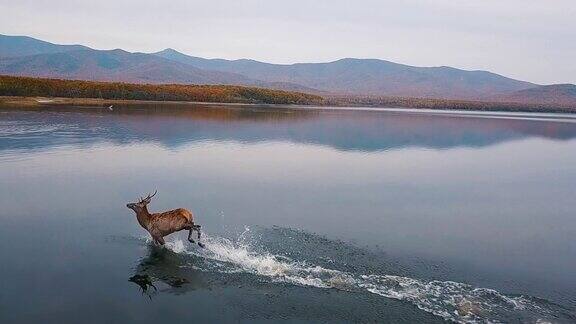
126,191,204,248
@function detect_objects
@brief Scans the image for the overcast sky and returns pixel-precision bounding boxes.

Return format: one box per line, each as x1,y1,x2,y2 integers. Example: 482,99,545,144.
1,0,574,84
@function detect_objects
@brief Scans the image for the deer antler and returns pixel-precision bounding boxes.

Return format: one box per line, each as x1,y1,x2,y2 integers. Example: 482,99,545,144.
141,190,157,204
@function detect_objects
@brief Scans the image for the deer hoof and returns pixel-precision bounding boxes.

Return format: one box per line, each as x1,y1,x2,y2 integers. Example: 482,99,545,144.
198,242,205,248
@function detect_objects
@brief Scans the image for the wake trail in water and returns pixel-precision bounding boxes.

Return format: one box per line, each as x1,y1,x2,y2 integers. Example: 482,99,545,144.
161,228,573,324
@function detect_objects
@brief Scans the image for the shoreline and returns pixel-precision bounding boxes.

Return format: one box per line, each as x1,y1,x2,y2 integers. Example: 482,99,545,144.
1,95,576,116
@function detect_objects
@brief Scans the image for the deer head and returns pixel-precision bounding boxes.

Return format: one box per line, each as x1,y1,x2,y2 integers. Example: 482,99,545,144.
126,190,157,213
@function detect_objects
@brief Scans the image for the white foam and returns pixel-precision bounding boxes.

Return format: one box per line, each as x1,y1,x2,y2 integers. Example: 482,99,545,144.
165,239,187,253
162,233,561,323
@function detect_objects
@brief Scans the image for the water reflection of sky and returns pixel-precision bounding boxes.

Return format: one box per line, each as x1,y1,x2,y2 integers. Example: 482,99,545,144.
1,105,576,311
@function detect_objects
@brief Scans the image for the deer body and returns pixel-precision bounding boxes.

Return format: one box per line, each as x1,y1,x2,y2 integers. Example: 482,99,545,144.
127,191,203,247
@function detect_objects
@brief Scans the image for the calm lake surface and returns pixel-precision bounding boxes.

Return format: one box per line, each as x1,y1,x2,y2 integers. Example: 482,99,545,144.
1,104,575,323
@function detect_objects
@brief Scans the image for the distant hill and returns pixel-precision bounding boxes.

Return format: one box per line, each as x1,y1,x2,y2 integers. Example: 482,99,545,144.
0,34,563,102
0,34,90,58
153,48,535,100
496,84,576,106
0,48,265,85
0,35,318,92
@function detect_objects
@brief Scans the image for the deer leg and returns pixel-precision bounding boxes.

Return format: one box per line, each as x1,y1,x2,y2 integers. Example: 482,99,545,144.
195,225,205,248
187,226,196,243
155,236,165,246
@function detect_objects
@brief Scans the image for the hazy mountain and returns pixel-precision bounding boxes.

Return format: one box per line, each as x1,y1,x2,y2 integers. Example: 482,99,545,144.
496,84,576,106
0,34,90,58
154,48,536,100
0,48,267,85
0,34,549,101
0,35,319,91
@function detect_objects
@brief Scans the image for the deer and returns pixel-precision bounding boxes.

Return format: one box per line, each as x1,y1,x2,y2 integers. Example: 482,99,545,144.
126,191,204,248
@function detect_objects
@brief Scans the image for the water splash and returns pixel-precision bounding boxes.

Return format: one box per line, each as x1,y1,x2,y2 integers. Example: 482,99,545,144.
160,230,573,323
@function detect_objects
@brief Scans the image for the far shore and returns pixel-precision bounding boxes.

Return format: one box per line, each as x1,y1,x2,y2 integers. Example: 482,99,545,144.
1,75,575,114
1,95,575,115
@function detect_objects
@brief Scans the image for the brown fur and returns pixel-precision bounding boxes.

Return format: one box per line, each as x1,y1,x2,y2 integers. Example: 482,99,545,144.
127,192,203,247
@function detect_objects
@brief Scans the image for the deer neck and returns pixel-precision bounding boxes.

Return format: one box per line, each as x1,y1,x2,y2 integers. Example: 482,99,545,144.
135,206,152,229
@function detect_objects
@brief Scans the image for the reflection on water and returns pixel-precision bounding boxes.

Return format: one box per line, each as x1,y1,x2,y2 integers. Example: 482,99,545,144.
2,104,576,155
1,104,576,323
129,244,206,298
129,274,157,299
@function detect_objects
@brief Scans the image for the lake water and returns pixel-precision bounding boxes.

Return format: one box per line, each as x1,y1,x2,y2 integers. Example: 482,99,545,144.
1,104,575,323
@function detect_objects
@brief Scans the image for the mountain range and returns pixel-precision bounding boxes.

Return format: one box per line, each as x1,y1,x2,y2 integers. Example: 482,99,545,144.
152,48,534,100
1,34,575,105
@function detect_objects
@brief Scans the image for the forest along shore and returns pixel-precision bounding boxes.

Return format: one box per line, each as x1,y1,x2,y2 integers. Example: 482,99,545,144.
1,75,575,113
